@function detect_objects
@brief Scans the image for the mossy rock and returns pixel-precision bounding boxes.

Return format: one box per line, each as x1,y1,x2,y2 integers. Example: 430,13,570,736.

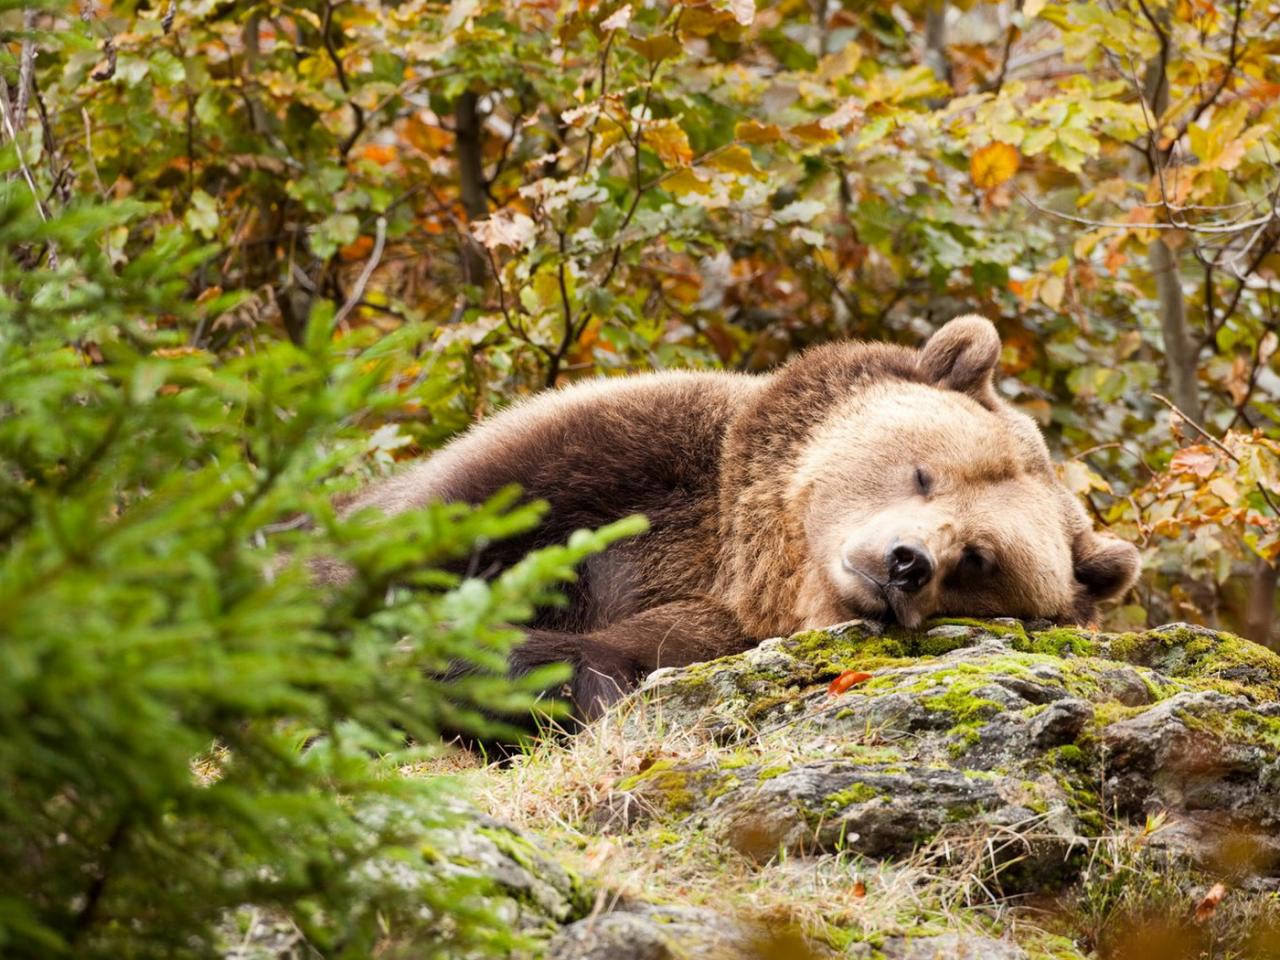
623,620,1280,889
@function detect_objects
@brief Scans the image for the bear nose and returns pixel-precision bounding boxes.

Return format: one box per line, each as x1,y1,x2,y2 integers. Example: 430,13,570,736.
885,541,934,593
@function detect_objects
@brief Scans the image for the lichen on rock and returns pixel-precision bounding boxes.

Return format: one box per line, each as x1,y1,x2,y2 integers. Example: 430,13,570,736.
530,620,1280,957
236,620,1280,959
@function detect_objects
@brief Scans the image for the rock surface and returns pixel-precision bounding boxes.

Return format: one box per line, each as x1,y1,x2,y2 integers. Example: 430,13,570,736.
616,620,1280,882
538,620,1280,957
227,620,1280,958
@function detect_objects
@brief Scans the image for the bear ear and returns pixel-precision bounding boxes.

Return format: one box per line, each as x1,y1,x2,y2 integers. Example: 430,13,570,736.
919,314,1001,404
1073,532,1141,603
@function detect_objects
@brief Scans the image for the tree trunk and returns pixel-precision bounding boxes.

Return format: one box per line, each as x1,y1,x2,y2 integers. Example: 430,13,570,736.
1139,8,1200,420
455,90,489,291
1150,237,1201,418
924,3,950,87
1245,560,1278,649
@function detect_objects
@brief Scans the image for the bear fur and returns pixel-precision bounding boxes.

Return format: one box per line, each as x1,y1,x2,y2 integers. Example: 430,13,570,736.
338,316,1140,717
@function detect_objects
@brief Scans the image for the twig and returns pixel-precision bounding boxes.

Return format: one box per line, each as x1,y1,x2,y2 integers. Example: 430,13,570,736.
334,216,385,327
321,0,366,157
989,1,1021,96
16,8,37,130
0,75,58,266
580,30,617,175
81,108,107,197
1016,187,1278,236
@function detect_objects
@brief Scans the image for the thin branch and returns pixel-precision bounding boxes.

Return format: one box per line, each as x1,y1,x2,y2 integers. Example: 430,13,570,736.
321,0,366,157
334,216,386,327
580,30,617,175
0,74,57,266
989,1,1022,96
15,8,37,130
1016,187,1279,236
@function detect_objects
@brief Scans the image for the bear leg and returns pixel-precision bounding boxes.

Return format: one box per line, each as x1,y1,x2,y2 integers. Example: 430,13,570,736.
512,599,753,720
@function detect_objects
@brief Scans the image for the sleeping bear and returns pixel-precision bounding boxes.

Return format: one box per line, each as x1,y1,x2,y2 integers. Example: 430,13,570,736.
337,316,1140,717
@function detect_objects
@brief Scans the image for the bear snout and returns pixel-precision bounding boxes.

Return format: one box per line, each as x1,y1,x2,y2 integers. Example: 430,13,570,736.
885,540,935,593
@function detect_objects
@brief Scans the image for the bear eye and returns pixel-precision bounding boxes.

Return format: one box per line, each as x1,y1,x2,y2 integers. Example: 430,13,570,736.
959,546,993,576
914,467,932,496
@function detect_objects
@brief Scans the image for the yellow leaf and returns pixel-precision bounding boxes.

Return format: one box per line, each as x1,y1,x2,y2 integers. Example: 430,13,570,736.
707,145,764,178
817,42,862,82
663,168,712,196
626,34,681,62
1039,274,1065,311
970,141,1020,191
789,121,840,146
735,120,783,144
643,119,693,168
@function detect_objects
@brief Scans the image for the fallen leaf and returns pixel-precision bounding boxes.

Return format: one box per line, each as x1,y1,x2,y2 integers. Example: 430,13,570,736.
828,671,873,695
1194,882,1227,924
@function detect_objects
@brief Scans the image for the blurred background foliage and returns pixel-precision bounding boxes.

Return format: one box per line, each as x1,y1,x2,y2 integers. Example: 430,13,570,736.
2,0,1280,950
9,0,1273,640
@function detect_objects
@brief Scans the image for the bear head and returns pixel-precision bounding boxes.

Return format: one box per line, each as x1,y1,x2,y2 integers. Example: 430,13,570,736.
786,316,1140,630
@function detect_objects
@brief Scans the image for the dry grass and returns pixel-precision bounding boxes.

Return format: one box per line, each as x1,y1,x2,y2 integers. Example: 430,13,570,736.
451,694,1043,951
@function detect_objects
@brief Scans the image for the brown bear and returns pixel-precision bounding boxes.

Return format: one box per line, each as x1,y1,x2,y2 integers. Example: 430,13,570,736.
338,315,1140,717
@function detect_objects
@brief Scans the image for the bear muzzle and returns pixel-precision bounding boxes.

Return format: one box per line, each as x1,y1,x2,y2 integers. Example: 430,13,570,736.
885,540,935,594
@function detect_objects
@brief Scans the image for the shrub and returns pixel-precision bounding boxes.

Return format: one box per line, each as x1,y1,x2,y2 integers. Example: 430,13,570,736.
0,154,639,957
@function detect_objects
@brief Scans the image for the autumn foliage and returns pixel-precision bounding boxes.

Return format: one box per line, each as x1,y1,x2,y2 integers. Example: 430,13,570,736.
3,0,1280,953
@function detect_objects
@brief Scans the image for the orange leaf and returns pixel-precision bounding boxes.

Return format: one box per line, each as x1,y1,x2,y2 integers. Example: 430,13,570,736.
970,141,1020,191
1194,882,1227,924
361,143,396,165
827,671,873,695
851,879,867,898
643,119,693,168
340,235,375,261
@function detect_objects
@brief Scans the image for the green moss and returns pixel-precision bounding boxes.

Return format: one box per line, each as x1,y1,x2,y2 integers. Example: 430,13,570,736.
920,685,1002,725
757,764,790,781
1054,744,1086,767
1023,932,1091,960
838,743,906,764
647,829,683,846
1015,626,1102,657
783,626,913,670
717,751,755,770
930,617,1029,640
947,727,982,757
823,781,882,811
745,693,802,722
1096,624,1280,700
616,759,697,812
